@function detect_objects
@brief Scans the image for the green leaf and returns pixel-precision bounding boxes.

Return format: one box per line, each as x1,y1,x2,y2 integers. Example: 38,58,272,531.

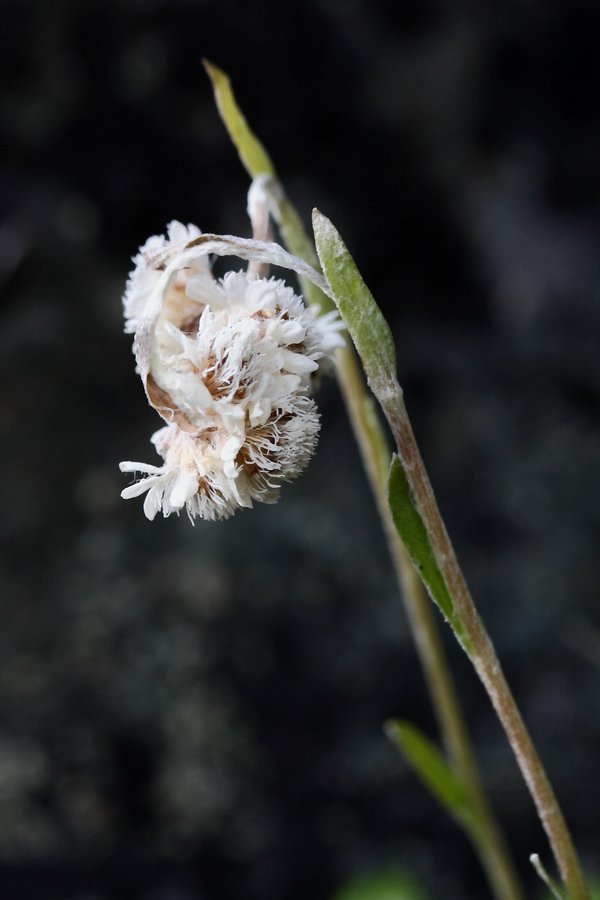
312,209,398,397
388,455,464,639
203,60,275,178
385,720,471,829
331,870,428,900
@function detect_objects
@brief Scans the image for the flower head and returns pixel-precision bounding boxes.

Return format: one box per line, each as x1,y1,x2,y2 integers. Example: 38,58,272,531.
120,183,344,521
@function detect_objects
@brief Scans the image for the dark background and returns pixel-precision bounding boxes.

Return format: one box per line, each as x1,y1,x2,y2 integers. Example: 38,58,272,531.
1,0,599,898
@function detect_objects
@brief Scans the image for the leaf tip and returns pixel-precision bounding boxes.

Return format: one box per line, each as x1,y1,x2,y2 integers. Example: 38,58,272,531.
383,718,403,744
311,207,326,231
202,58,223,82
312,209,336,256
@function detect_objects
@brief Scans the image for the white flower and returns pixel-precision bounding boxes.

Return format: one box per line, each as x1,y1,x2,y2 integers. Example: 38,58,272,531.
120,185,344,522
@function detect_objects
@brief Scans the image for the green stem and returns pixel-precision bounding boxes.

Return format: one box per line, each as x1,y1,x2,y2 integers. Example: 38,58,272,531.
382,393,589,900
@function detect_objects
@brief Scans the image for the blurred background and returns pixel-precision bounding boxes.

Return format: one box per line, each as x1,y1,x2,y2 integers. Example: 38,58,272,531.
1,0,600,897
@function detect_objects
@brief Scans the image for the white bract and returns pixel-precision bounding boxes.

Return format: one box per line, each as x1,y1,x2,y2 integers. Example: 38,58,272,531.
120,184,344,521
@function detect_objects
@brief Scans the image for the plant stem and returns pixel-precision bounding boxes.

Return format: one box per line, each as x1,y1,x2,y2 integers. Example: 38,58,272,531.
335,347,525,900
383,393,589,900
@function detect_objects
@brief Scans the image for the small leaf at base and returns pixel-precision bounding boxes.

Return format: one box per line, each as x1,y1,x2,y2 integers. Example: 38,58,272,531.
385,720,471,829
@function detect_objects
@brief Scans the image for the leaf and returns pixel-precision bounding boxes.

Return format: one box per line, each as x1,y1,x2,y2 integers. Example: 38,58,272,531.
331,870,429,900
312,209,398,397
385,720,471,829
388,455,464,638
203,60,275,178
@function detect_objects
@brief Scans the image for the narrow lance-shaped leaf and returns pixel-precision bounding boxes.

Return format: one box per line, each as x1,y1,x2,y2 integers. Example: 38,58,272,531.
312,209,398,399
385,720,472,830
388,455,465,643
203,60,275,178
204,62,333,312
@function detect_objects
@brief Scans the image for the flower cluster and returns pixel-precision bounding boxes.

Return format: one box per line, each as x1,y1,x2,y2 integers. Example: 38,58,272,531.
120,211,343,521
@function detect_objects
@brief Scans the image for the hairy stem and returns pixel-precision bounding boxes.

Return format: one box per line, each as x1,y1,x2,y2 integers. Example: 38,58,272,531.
383,394,589,900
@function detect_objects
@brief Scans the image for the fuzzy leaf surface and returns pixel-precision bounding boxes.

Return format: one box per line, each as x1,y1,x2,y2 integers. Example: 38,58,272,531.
312,210,397,396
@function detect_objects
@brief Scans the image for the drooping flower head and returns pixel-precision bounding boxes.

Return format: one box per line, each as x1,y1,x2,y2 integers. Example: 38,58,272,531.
120,179,344,521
